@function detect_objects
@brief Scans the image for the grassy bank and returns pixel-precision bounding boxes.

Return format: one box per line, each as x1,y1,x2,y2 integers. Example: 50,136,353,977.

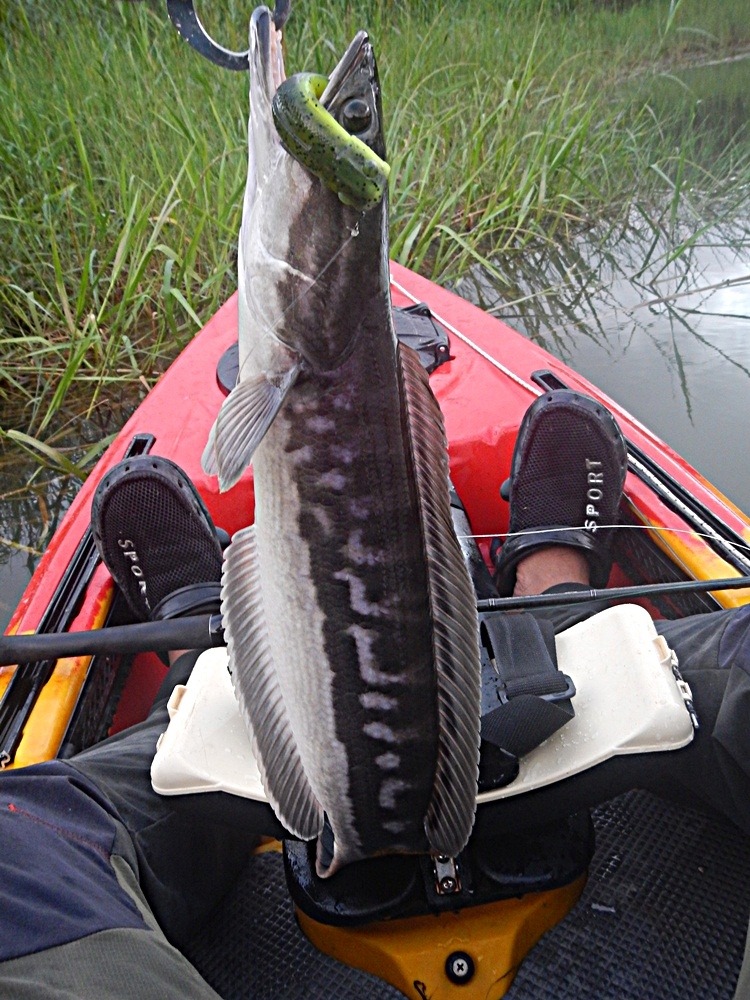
1,0,750,474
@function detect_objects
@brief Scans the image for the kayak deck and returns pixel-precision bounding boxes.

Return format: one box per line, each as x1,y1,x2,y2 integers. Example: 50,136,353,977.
182,791,749,999
5,262,750,767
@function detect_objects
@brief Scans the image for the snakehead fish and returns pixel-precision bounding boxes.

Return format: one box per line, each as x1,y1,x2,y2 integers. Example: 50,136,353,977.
203,6,480,877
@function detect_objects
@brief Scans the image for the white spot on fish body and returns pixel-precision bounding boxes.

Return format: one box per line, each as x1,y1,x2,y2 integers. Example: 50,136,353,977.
364,721,397,743
348,497,371,520
360,691,399,712
319,470,347,491
311,506,333,535
334,569,391,617
382,820,407,834
288,444,313,465
375,752,401,771
307,415,336,434
379,778,408,810
331,443,358,465
332,393,354,411
344,529,384,567
347,624,407,687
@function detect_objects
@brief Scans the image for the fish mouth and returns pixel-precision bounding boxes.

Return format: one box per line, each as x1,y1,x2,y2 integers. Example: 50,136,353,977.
249,9,384,161
321,32,385,160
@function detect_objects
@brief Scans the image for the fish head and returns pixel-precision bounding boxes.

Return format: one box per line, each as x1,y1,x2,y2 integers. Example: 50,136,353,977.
314,28,387,176
240,12,392,376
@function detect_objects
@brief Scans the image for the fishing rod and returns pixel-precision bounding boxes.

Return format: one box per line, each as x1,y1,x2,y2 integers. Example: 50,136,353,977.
1,575,749,668
476,575,750,611
0,615,225,669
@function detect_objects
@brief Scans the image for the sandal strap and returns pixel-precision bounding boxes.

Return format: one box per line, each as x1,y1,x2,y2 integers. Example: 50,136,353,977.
494,527,613,591
151,583,222,621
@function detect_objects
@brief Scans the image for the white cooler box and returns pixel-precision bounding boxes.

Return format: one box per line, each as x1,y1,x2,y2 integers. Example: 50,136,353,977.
151,603,695,804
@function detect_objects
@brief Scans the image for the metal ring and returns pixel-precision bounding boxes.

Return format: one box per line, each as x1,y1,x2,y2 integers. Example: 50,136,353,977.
166,1,292,71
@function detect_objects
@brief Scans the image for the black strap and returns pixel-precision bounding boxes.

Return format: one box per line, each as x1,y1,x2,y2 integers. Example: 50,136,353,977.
480,612,576,760
393,303,450,373
152,583,222,620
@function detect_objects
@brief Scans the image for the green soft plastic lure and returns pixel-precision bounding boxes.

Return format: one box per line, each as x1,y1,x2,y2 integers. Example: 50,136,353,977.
272,73,390,213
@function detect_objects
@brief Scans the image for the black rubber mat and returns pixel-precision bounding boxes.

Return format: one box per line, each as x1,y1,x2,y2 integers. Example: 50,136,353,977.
184,791,750,999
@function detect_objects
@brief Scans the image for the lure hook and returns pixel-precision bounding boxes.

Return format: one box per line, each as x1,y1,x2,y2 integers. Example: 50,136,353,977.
166,1,291,71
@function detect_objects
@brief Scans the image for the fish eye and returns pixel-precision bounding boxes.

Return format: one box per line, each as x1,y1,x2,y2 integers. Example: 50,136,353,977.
341,98,372,135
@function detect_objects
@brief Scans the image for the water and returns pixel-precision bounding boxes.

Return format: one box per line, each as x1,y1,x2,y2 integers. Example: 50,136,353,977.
0,468,81,628
1,55,749,632
0,405,130,633
455,214,750,514
455,54,750,514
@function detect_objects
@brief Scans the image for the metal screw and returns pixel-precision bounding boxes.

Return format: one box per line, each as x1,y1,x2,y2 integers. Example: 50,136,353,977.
445,950,475,985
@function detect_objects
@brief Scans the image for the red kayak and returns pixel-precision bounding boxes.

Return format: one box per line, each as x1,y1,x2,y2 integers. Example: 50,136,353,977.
2,262,749,998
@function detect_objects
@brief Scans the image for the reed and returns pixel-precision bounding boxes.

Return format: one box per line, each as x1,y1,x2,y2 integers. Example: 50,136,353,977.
1,0,749,474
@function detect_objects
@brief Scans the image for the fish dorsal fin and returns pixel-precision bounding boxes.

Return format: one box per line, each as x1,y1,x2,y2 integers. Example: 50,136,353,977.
398,342,481,856
222,524,324,840
202,361,300,491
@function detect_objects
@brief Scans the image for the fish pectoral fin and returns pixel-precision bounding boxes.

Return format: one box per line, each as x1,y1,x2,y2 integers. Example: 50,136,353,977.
202,362,301,491
223,524,324,840
398,342,481,857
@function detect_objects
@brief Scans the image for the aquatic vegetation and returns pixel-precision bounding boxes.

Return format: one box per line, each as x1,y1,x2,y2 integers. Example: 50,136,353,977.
0,0,749,471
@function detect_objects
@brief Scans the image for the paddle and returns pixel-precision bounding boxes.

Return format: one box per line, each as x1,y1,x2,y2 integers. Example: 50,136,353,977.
2,576,749,668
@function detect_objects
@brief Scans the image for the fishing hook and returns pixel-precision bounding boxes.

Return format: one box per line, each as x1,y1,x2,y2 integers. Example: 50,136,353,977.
165,0,291,71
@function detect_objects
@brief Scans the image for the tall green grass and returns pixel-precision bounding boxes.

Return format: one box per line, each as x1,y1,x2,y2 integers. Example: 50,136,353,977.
1,0,749,474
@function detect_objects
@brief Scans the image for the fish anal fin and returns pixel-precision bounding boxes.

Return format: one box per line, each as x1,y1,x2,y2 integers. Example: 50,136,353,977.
398,342,481,856
202,361,300,491
222,524,324,840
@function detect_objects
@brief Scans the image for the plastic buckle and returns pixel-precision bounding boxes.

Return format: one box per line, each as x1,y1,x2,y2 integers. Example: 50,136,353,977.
670,651,700,731
541,673,577,704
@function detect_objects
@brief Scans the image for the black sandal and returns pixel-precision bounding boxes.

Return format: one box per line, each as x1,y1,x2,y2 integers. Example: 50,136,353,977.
91,455,224,621
492,390,628,595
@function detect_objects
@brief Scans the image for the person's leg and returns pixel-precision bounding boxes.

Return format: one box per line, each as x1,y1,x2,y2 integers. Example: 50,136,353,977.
653,606,750,831
483,390,750,837
0,457,268,994
68,650,267,950
68,456,281,946
0,758,223,999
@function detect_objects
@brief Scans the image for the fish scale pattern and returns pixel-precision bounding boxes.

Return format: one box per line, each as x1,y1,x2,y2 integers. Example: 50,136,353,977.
184,791,750,1000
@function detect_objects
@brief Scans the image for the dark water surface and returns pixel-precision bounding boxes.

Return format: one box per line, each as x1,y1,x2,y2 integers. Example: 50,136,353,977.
2,56,749,633
455,215,750,513
456,54,750,515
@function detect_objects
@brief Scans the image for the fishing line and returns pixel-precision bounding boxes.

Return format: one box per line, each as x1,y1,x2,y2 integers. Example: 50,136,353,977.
275,220,362,327
236,220,363,383
457,522,750,554
390,276,542,395
390,274,750,572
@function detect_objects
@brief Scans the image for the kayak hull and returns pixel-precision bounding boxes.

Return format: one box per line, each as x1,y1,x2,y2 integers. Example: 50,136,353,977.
3,263,750,998
5,262,750,764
